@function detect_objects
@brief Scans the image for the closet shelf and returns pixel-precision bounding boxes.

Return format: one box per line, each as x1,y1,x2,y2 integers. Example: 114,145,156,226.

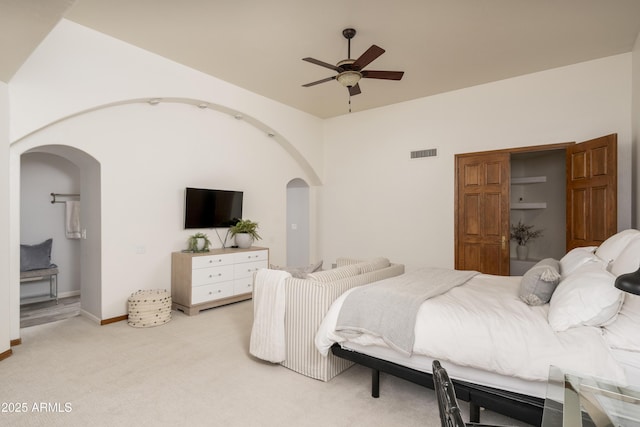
511,176,547,185
511,202,547,210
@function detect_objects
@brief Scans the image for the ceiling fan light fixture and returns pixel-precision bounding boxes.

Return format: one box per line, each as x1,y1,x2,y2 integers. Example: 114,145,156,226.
336,71,361,87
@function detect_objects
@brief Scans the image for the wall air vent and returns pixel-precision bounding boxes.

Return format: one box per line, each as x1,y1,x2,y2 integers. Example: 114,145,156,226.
410,148,437,159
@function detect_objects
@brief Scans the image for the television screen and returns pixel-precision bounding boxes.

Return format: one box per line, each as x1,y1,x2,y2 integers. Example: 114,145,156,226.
184,188,243,229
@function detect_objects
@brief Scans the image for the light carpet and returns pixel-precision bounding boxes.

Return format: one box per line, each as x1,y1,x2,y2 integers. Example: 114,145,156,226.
1,300,530,426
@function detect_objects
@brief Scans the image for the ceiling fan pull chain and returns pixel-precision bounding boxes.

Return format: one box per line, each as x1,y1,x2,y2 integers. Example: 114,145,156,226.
348,95,352,113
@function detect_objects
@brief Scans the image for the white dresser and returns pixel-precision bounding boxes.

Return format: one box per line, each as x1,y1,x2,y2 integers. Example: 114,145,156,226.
171,247,268,315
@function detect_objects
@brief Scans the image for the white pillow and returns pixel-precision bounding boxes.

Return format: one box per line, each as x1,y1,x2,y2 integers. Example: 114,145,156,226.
603,294,640,351
595,229,640,264
559,246,599,277
610,236,640,277
548,265,624,332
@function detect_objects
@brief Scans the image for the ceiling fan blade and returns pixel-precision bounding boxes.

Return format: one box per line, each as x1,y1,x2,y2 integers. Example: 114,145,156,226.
348,83,361,96
362,70,404,80
302,57,342,72
352,45,385,70
302,75,336,87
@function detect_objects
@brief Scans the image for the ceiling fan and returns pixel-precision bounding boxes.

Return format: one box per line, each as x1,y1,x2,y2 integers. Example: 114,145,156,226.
302,28,404,97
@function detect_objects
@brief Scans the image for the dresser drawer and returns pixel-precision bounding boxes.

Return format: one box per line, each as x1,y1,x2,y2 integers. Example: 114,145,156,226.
192,282,234,304
192,253,234,269
234,260,268,279
192,265,234,286
234,250,268,264
234,277,254,295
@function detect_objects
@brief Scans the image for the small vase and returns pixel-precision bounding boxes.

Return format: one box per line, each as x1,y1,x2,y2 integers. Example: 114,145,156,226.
196,238,205,251
235,233,253,249
516,245,528,261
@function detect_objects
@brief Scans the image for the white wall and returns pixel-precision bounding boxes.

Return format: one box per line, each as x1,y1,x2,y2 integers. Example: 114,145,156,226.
0,81,10,355
322,54,633,270
20,152,81,298
9,20,324,182
286,179,310,267
12,101,314,321
6,19,324,338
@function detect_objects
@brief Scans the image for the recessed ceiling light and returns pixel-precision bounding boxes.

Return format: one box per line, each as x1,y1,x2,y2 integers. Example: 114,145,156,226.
234,114,244,120
267,131,275,137
148,98,161,105
197,103,209,109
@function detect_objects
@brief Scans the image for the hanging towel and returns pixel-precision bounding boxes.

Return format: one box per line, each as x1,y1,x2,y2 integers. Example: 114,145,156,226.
250,268,291,363
65,201,81,239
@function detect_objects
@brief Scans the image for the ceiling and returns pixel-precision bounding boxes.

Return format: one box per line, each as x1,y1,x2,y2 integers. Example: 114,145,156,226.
2,0,640,119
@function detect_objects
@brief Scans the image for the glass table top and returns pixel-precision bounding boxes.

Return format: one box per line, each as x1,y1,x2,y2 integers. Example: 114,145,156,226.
542,366,640,427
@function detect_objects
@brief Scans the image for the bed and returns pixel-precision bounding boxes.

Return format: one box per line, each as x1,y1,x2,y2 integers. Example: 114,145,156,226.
314,229,640,425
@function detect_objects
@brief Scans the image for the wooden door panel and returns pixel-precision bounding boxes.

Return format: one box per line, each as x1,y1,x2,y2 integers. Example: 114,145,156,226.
464,164,481,187
568,188,588,242
485,162,503,185
591,147,608,176
570,151,587,180
484,192,502,236
463,194,480,236
591,186,609,241
456,152,510,275
482,244,502,274
566,134,617,250
463,244,481,271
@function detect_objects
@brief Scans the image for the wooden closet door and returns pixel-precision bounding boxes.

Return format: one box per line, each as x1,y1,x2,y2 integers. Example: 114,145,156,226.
566,134,617,250
455,152,510,275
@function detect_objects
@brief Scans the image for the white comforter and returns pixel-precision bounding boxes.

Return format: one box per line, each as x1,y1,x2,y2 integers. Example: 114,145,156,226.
316,272,627,383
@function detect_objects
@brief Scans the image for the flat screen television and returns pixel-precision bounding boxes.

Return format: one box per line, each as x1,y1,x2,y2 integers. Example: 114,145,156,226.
184,187,243,229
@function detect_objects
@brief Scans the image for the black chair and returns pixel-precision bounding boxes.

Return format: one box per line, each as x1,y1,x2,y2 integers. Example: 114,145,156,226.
432,360,511,427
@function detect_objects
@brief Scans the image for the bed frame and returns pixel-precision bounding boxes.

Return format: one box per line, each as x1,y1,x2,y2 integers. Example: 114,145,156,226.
331,344,544,425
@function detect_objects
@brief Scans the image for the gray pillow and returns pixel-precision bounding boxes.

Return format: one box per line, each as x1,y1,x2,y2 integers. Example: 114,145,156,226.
270,260,323,279
20,238,53,272
519,258,561,306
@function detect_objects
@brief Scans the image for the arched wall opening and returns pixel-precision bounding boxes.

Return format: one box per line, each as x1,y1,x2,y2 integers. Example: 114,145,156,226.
8,97,321,340
10,143,102,338
286,178,310,267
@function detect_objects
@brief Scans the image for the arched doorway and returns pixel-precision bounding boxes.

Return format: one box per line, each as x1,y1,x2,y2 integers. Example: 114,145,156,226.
12,144,102,336
286,178,310,267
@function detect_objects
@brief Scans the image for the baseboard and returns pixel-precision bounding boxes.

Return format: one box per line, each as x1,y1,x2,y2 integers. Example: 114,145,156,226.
100,315,128,325
79,309,128,325
80,309,101,324
58,290,81,298
10,338,22,347
0,348,13,361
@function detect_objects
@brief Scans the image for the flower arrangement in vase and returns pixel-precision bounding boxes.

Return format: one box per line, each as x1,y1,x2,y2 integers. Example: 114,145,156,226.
510,220,543,260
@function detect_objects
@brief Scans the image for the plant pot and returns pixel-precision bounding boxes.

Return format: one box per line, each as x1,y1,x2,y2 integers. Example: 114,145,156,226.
195,238,206,251
235,233,253,249
516,245,528,261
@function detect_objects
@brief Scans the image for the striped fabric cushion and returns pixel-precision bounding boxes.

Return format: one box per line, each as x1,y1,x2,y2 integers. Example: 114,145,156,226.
306,265,361,282
281,262,406,381
359,257,391,273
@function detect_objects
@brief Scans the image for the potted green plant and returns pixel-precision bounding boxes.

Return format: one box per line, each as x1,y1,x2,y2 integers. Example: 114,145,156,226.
187,232,211,252
230,219,262,249
510,220,543,260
